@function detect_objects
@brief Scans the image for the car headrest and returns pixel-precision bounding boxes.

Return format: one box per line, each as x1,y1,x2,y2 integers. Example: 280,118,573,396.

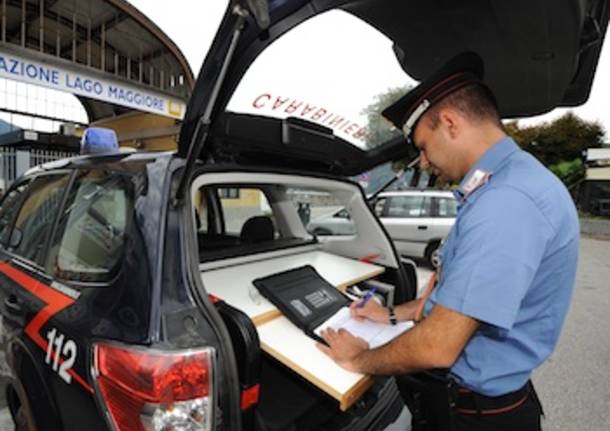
240,216,274,243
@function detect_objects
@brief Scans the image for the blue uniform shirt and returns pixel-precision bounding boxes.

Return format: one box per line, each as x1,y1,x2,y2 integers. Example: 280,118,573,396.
423,136,579,396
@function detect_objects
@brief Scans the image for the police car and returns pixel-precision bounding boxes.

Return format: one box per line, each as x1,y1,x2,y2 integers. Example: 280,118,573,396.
0,1,607,430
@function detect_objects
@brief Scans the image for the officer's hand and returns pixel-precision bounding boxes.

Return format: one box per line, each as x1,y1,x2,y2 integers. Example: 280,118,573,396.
316,328,368,372
350,299,389,324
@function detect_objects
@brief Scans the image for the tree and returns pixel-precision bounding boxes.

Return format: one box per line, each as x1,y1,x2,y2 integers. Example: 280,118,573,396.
505,112,605,166
360,85,412,149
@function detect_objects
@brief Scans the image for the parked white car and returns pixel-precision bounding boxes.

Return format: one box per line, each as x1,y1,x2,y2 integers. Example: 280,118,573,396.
307,190,457,267
373,190,457,267
307,208,357,236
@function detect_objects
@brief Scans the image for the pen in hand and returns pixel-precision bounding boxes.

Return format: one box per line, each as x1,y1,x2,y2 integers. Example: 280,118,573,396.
356,287,377,308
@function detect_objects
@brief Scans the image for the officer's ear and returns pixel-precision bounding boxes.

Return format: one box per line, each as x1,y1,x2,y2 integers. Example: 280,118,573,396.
438,108,457,139
437,107,462,140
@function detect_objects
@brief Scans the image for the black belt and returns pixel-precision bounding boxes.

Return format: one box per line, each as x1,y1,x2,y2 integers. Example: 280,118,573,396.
448,380,533,416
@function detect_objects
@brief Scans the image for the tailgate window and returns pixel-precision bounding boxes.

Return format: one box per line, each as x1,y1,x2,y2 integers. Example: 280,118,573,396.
48,170,135,283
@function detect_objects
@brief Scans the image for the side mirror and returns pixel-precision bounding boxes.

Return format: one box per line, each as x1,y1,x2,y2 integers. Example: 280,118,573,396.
9,228,22,249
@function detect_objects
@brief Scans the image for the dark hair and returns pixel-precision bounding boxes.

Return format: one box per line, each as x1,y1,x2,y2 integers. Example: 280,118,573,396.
425,83,502,129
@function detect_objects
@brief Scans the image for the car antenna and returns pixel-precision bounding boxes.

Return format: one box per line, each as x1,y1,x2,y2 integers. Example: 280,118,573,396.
367,155,420,201
173,1,270,207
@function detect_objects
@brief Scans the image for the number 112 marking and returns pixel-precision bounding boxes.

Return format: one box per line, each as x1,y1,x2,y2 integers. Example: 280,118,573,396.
45,328,77,384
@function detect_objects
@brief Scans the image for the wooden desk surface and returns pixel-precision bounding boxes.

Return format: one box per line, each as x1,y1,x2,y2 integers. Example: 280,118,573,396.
201,250,384,410
257,315,373,411
201,250,384,325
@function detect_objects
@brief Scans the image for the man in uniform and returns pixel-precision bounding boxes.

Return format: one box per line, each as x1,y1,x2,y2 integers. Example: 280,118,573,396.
317,52,579,431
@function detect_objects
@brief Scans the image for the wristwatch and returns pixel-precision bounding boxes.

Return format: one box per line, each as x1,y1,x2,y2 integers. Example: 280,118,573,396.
388,306,397,326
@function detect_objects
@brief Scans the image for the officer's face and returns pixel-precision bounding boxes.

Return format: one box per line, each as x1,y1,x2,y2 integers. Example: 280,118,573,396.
412,114,463,182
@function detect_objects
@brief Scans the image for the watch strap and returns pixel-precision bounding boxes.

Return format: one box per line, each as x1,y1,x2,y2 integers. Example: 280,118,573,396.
388,306,397,326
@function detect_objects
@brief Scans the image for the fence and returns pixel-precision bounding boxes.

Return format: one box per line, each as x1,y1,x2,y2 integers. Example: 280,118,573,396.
0,147,74,190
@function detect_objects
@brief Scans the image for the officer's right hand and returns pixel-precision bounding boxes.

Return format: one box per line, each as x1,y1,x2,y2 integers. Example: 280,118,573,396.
350,299,389,324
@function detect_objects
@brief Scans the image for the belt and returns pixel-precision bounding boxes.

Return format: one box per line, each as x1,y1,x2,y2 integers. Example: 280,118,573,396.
448,380,532,416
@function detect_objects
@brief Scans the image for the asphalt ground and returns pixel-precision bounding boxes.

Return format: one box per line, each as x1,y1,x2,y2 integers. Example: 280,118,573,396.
532,236,610,431
0,236,607,430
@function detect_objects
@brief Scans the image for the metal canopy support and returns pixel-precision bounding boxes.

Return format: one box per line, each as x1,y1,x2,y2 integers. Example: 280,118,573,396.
39,0,43,51
1,0,6,41
101,21,105,70
71,11,75,61
0,0,193,116
20,0,25,46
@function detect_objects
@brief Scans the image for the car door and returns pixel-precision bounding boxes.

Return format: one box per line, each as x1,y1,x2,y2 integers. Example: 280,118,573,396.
0,180,32,344
432,196,458,241
40,168,136,430
0,172,74,430
380,194,433,258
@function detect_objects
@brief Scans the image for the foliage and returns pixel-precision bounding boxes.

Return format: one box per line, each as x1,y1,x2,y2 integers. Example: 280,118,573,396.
548,158,585,189
360,91,605,191
505,112,605,166
360,85,412,149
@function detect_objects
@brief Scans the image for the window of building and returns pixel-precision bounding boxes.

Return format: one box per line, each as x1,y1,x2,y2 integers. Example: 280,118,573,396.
218,188,240,199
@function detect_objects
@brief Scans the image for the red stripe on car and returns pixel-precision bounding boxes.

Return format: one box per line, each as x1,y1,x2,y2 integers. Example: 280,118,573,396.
0,262,94,394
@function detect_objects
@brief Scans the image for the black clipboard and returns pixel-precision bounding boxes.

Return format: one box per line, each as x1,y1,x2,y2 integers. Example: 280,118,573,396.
253,265,350,343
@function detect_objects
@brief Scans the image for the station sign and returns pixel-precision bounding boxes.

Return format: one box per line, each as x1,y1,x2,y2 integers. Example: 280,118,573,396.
0,50,186,119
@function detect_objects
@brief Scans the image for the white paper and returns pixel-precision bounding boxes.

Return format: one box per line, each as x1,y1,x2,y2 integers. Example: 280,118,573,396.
314,307,414,349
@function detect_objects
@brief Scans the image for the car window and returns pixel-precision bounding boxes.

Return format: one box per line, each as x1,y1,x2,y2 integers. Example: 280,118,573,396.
0,181,30,246
227,10,412,150
288,187,356,237
48,170,134,283
11,175,70,264
386,195,432,218
437,197,457,217
373,197,387,217
216,187,278,237
335,209,350,219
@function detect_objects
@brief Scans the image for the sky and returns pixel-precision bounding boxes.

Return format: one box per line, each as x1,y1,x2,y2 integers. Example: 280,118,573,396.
128,0,610,142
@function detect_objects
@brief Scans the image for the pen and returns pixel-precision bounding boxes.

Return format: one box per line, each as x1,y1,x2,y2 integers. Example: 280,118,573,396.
357,287,377,308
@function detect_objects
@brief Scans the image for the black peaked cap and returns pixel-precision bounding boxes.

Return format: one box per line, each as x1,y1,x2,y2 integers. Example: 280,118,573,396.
382,52,485,136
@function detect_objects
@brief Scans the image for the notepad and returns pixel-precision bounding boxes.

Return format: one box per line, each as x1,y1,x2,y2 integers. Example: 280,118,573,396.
314,307,414,349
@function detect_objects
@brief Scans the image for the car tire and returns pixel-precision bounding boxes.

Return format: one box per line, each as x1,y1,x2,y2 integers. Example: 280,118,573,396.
14,405,33,431
425,241,441,269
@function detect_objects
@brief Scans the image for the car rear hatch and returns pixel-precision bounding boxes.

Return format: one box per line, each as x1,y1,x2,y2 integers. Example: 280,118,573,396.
175,0,610,201
177,0,609,427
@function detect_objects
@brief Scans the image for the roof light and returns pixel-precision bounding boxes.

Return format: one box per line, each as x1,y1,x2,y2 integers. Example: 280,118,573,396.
81,127,120,154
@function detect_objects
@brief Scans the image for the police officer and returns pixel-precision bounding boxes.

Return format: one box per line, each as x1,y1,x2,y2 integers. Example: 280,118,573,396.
317,52,579,431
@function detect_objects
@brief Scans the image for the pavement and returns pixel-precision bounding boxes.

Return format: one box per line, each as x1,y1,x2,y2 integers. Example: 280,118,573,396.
0,237,607,430
532,236,610,431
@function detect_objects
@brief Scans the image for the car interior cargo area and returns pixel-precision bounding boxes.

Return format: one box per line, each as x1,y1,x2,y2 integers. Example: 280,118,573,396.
192,171,407,427
214,298,400,431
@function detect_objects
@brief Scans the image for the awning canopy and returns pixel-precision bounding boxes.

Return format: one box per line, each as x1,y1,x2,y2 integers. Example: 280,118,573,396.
0,0,194,122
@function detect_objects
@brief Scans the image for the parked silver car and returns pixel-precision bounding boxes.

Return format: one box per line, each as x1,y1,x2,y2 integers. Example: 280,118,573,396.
373,190,456,268
307,190,456,267
307,208,357,236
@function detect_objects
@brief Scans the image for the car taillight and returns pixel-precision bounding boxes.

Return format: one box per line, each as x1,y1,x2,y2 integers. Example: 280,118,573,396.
93,342,214,431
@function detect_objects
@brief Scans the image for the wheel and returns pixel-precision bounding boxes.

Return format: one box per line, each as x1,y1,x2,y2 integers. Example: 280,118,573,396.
425,241,441,269
14,405,30,431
